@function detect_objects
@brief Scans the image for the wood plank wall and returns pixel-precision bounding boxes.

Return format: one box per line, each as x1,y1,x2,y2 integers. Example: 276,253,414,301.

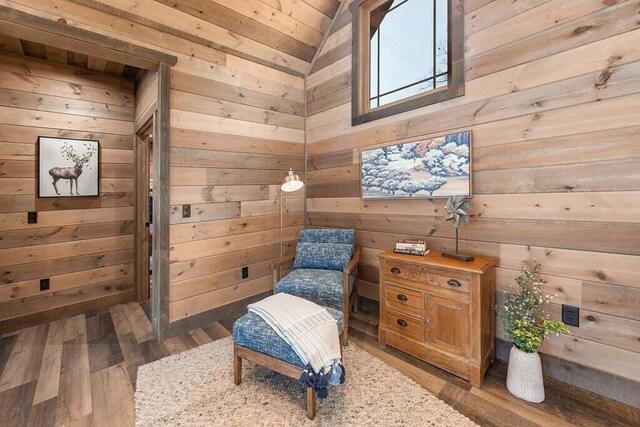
0,52,135,332
0,0,319,325
167,69,305,322
306,0,640,385
135,70,158,128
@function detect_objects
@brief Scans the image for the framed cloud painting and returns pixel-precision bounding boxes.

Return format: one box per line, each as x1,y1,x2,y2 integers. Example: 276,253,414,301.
38,137,99,198
360,131,471,199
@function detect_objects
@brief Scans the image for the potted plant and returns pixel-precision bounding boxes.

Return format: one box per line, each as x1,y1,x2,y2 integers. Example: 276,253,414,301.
497,261,570,403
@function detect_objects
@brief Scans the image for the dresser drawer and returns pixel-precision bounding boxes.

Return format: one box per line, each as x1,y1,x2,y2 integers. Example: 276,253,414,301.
385,261,411,280
385,309,422,342
386,261,469,293
385,285,422,317
385,261,428,282
424,270,470,293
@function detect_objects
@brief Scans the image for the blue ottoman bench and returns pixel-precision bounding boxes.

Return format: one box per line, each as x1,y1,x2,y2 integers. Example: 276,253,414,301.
232,306,344,419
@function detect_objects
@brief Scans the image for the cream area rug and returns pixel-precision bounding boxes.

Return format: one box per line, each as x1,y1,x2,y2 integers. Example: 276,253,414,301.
135,337,476,426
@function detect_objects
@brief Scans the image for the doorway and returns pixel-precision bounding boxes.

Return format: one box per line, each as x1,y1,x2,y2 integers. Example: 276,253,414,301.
135,118,154,303
133,65,171,340
0,7,175,337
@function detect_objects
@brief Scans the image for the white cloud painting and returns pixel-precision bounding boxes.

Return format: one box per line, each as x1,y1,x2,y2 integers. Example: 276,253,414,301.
361,131,471,199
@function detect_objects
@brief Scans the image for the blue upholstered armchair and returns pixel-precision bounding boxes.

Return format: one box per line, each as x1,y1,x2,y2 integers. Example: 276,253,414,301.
270,228,361,346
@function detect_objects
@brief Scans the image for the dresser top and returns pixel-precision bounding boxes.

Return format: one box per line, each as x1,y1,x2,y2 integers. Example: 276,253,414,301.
378,250,497,274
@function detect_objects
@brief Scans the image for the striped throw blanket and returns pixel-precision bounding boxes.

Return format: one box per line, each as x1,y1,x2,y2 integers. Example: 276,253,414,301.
247,293,341,374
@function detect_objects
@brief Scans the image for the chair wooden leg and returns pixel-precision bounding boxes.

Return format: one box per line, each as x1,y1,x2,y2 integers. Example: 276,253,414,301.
352,287,359,313
341,316,349,346
234,349,242,385
306,387,316,420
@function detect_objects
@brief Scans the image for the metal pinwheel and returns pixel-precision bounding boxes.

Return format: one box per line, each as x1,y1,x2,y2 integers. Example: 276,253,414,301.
442,195,474,262
444,195,471,228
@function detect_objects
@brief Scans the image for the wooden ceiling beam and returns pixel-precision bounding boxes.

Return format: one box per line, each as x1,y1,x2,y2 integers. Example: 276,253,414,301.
0,4,177,69
105,61,126,75
44,45,68,63
0,34,23,54
18,39,47,59
87,56,108,72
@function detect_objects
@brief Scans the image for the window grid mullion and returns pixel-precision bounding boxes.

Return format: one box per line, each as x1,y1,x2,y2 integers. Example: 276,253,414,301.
377,25,381,108
368,0,449,108
432,0,437,89
369,71,447,102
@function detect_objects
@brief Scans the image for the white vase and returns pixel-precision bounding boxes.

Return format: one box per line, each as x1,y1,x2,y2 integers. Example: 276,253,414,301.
506,346,545,403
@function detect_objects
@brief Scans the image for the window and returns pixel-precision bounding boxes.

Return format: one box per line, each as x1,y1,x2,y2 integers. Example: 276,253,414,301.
352,0,464,125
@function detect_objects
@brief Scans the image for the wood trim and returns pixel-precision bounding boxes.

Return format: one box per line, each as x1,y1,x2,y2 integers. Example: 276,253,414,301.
351,0,465,126
307,0,350,73
0,5,177,69
151,64,170,340
134,103,157,134
134,131,150,303
166,290,271,339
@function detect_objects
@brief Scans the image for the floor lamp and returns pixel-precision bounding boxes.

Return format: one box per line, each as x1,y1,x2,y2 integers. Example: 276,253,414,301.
275,169,304,259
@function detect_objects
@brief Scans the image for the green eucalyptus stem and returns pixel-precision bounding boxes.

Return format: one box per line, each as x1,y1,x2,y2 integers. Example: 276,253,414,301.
496,261,570,353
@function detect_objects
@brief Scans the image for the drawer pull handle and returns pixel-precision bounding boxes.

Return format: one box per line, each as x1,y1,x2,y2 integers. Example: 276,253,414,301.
396,319,408,327
397,294,408,301
447,279,462,287
390,267,401,275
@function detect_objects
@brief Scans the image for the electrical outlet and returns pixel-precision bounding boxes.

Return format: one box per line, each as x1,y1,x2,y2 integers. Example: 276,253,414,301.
562,304,579,327
182,204,191,218
242,266,249,279
28,211,38,224
40,278,50,291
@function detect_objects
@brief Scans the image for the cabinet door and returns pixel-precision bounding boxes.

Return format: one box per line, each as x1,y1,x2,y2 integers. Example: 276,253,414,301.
425,294,469,357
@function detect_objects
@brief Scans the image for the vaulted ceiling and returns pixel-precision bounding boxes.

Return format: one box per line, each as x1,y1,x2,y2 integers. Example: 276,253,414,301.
148,0,342,72
0,0,344,77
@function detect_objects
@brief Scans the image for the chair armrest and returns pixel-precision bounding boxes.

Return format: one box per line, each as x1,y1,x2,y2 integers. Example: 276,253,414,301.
343,247,361,274
270,255,295,270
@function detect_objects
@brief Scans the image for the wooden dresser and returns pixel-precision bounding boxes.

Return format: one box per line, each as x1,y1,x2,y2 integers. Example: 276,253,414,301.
377,250,497,387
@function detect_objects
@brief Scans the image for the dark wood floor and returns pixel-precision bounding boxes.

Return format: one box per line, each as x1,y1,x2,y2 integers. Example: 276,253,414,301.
349,312,640,427
0,302,638,426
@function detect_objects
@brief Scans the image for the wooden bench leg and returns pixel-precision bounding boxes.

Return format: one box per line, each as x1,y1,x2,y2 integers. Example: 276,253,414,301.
306,387,316,420
234,349,242,385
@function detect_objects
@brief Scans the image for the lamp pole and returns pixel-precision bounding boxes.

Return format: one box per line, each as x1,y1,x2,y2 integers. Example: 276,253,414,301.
280,188,284,259
276,168,304,261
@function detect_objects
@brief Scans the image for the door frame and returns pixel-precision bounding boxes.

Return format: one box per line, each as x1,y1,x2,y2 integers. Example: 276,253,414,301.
133,64,171,340
134,118,152,303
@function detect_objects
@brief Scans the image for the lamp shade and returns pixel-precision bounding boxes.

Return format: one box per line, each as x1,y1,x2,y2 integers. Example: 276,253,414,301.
281,169,304,193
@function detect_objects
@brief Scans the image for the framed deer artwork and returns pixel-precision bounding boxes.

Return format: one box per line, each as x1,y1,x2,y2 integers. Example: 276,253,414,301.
37,137,100,198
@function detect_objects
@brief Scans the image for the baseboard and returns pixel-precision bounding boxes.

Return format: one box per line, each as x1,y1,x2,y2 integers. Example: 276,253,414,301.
495,339,640,409
0,290,134,335
165,291,273,339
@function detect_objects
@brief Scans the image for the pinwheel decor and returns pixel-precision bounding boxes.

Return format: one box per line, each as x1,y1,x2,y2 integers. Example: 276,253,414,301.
443,195,474,262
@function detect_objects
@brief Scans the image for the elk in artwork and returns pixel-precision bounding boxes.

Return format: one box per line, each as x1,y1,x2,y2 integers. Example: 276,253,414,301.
49,142,98,196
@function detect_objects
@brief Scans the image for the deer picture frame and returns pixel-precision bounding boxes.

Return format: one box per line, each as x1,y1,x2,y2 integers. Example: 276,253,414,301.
38,137,100,198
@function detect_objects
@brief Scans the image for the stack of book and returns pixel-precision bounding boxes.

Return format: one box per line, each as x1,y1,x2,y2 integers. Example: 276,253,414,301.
394,239,429,256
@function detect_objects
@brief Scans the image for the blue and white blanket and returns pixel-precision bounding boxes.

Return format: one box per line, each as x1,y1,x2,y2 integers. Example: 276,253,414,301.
248,293,345,397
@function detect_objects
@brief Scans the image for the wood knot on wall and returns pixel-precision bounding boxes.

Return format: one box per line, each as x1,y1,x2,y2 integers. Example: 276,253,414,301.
595,69,612,89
